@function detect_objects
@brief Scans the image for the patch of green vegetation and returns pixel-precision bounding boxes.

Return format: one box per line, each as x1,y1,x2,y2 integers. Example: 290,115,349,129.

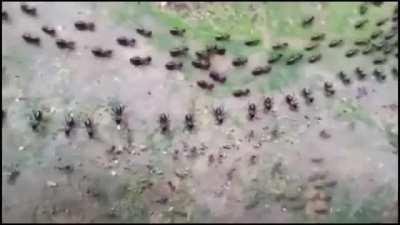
255,65,301,93
335,100,376,127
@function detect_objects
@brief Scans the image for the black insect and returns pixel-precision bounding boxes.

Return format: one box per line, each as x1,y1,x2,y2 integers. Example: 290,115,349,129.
192,59,210,70
382,44,393,55
30,110,42,131
55,38,75,50
64,114,74,137
74,20,95,31
310,33,325,41
22,33,40,45
301,88,314,104
373,68,386,81
391,67,398,79
376,17,389,26
232,89,250,97
159,113,170,133
84,118,94,138
169,27,185,36
355,19,368,29
20,3,37,16
252,65,271,76
213,106,225,125
354,38,370,46
384,30,396,40
345,49,359,58
373,56,387,65
232,56,248,67
272,42,288,50
41,26,56,37
338,71,351,85
130,56,152,66
2,10,9,21
165,61,183,70
286,53,303,65
248,103,257,120
206,45,225,55
264,97,273,112
116,36,136,47
370,29,383,39
268,53,283,63
328,39,343,48
92,47,112,58
215,33,230,41
209,71,226,83
136,28,152,38
324,82,335,96
169,46,188,57
111,104,124,125
185,113,195,131
355,67,367,80
359,3,368,15
304,42,319,51
195,50,210,60
308,53,322,63
197,80,214,90
302,16,314,27
285,95,298,111
244,39,260,46
362,44,374,55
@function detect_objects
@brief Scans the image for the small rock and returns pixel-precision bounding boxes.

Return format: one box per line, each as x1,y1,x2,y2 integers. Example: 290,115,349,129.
111,170,117,176
18,146,25,151
47,180,57,187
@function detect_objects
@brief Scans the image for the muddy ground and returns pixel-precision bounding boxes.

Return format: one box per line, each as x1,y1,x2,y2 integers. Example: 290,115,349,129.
2,2,398,223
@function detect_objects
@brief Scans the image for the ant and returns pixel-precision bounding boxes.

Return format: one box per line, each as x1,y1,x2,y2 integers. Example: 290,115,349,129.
355,67,367,80
248,103,257,120
268,53,283,63
91,47,112,58
244,39,260,46
370,29,383,39
328,39,343,48
345,49,359,58
361,45,374,55
84,118,94,138
301,88,314,104
324,82,335,96
185,113,195,131
285,95,299,111
232,89,250,97
264,97,273,112
159,113,170,134
373,68,386,81
304,42,319,51
206,45,225,55
213,106,225,125
302,16,314,27
308,53,322,63
373,56,387,65
376,17,389,27
286,53,303,65
359,3,368,15
215,33,230,41
41,26,56,37
30,110,42,131
209,71,226,83
55,38,75,50
252,65,271,76
355,19,368,29
20,3,37,16
2,10,9,21
22,33,40,46
192,59,210,70
170,46,188,57
64,113,74,137
136,28,152,38
165,61,183,70
116,36,136,47
74,20,95,31
111,104,124,125
272,42,288,50
354,38,370,46
170,27,185,36
338,71,351,85
310,33,325,41
197,80,214,90
232,56,248,67
130,56,152,66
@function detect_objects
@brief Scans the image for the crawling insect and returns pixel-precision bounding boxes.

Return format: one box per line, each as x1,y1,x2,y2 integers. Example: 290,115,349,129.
373,56,387,65
169,46,188,57
2,10,9,21
197,80,214,90
213,106,225,125
209,71,226,83
384,30,396,40
304,42,319,51
165,61,183,70
250,155,257,165
232,89,250,97
302,88,314,104
116,36,136,47
167,181,176,192
130,56,152,66
244,39,260,46
373,68,386,81
286,53,303,65
185,113,195,131
41,26,56,37
268,52,283,63
391,67,398,79
382,44,393,55
84,118,94,138
328,39,343,48
376,17,389,26
159,113,170,133
372,40,386,50
338,71,351,85
355,67,367,80
285,95,299,111
64,113,74,137
111,104,124,125
29,110,43,131
345,48,359,58
136,28,152,38
302,16,314,27
252,65,271,76
359,3,368,15
192,59,210,70
354,19,368,29
195,49,210,60
308,53,322,63
248,103,257,120
55,38,75,50
22,33,40,45
206,45,225,55
272,42,288,50
215,33,230,41
324,82,335,96
232,56,248,66
169,27,185,36
264,97,273,112
310,33,325,41
354,38,370,46
370,29,383,39
74,20,95,31
91,47,112,58
362,44,374,55
20,3,37,16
